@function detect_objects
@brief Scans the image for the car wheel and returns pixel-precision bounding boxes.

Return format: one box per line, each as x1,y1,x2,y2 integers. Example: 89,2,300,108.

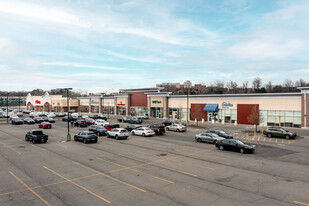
142,133,145,137
83,138,87,144
196,138,202,142
74,136,77,141
115,135,119,140
267,133,272,138
166,127,169,131
132,131,135,135
213,140,217,144
25,136,28,141
94,140,98,143
44,140,47,143
107,134,110,138
32,139,36,144
285,135,290,140
240,148,244,154
219,146,224,151
176,129,180,132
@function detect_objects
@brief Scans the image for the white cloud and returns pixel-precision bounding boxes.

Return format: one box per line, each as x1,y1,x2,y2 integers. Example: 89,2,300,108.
0,1,86,27
42,62,128,70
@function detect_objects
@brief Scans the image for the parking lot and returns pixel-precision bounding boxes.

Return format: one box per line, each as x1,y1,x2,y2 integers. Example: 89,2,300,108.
0,117,309,206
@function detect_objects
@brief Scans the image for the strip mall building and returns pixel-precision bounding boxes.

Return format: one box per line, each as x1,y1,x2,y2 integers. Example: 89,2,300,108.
26,87,309,128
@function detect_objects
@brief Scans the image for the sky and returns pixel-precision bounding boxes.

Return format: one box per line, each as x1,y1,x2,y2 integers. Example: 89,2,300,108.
0,0,308,93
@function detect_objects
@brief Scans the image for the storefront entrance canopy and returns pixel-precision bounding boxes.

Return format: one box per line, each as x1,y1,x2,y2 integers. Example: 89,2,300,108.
203,104,219,112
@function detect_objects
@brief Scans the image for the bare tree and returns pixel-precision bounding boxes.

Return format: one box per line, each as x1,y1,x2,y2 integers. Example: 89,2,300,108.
283,79,294,92
242,81,249,93
247,105,264,132
295,78,306,87
252,77,262,90
213,80,225,88
265,81,273,93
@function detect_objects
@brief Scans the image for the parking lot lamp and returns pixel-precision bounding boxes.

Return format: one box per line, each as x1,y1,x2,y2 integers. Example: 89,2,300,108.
186,88,189,126
58,88,72,141
7,93,9,124
101,93,105,115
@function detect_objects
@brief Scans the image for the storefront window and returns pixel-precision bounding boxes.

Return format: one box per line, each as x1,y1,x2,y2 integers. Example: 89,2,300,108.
102,106,114,115
91,106,99,113
80,106,89,113
130,107,147,116
117,106,126,115
260,110,301,128
151,107,163,118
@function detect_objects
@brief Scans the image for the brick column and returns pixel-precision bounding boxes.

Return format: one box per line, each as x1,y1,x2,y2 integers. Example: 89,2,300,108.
89,98,91,114
114,98,117,116
163,96,168,119
147,96,151,116
99,98,102,114
125,95,130,116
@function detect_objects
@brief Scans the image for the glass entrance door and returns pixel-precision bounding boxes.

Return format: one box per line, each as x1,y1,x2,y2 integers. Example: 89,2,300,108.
152,108,163,118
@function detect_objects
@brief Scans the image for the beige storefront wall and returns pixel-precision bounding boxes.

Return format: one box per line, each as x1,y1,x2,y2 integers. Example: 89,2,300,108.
150,96,164,107
168,96,301,111
102,98,114,106
116,97,126,105
79,99,90,106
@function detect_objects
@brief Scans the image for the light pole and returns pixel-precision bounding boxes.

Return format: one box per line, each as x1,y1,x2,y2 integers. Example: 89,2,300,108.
186,87,189,126
101,93,105,115
18,96,21,112
6,93,9,124
58,88,72,141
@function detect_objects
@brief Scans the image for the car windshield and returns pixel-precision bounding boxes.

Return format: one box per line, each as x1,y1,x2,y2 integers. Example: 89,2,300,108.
281,128,288,132
33,131,43,135
235,140,245,145
97,126,105,129
179,124,185,127
121,130,127,132
219,131,227,134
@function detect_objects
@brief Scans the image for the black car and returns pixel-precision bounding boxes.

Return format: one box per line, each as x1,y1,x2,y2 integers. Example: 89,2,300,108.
125,124,142,132
73,120,88,127
12,118,23,125
117,116,129,122
33,117,44,123
24,118,35,124
216,139,255,154
74,131,98,144
97,115,107,121
43,117,56,123
25,130,48,144
206,130,233,139
147,124,165,135
89,125,108,136
128,117,142,124
88,114,99,119
62,116,77,122
162,119,178,126
23,110,31,114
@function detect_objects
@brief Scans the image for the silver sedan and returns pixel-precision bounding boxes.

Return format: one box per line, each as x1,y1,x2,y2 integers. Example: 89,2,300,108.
195,133,225,144
165,124,187,132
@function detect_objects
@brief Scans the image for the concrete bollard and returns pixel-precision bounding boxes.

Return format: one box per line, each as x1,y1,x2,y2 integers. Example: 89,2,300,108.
202,118,204,123
222,120,225,124
234,121,237,125
212,119,214,124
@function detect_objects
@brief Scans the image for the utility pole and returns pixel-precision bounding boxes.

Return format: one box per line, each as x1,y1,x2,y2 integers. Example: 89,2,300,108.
18,96,21,112
58,88,72,141
101,93,105,115
6,93,9,124
186,87,189,126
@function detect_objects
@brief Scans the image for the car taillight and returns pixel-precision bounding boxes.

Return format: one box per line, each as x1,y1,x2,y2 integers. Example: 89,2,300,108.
119,131,122,133
147,131,151,133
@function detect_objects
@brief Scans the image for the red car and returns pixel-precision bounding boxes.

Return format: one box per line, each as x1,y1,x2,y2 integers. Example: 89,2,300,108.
38,122,52,129
85,118,95,126
104,124,120,131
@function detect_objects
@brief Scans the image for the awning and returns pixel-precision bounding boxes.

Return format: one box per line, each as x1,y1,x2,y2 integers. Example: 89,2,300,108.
203,104,218,112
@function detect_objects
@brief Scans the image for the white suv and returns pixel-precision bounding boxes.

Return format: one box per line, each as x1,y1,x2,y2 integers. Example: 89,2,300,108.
95,120,109,126
107,128,129,140
131,127,155,137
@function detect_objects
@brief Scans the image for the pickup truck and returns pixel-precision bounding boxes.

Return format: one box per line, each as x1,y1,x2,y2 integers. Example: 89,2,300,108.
25,130,48,144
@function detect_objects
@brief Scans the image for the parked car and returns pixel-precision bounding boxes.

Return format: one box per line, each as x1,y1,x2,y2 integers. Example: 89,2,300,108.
17,112,23,117
263,127,296,139
85,118,96,126
62,116,77,122
33,117,44,123
97,115,107,121
137,113,149,119
125,124,142,132
128,117,142,124
195,133,225,144
73,120,88,127
24,118,36,124
43,117,55,123
206,130,233,139
162,119,178,126
216,139,255,154
95,119,110,126
104,124,120,131
107,128,129,140
166,124,186,132
89,114,99,119
38,122,52,129
89,125,108,136
12,118,23,125
0,114,3,118
147,124,165,135
74,131,98,144
131,127,155,137
25,130,48,143
23,110,31,114
117,116,129,122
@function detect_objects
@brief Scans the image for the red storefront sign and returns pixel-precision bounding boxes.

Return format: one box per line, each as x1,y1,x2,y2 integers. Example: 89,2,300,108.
35,100,41,104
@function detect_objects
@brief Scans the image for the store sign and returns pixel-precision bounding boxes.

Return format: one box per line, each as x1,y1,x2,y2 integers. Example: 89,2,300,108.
152,100,162,104
222,102,233,108
117,101,125,106
35,100,41,104
91,100,99,104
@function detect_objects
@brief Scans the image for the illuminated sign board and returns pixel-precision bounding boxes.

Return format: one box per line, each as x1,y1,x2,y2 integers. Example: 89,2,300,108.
117,101,125,106
152,100,162,103
35,100,41,104
91,100,99,104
